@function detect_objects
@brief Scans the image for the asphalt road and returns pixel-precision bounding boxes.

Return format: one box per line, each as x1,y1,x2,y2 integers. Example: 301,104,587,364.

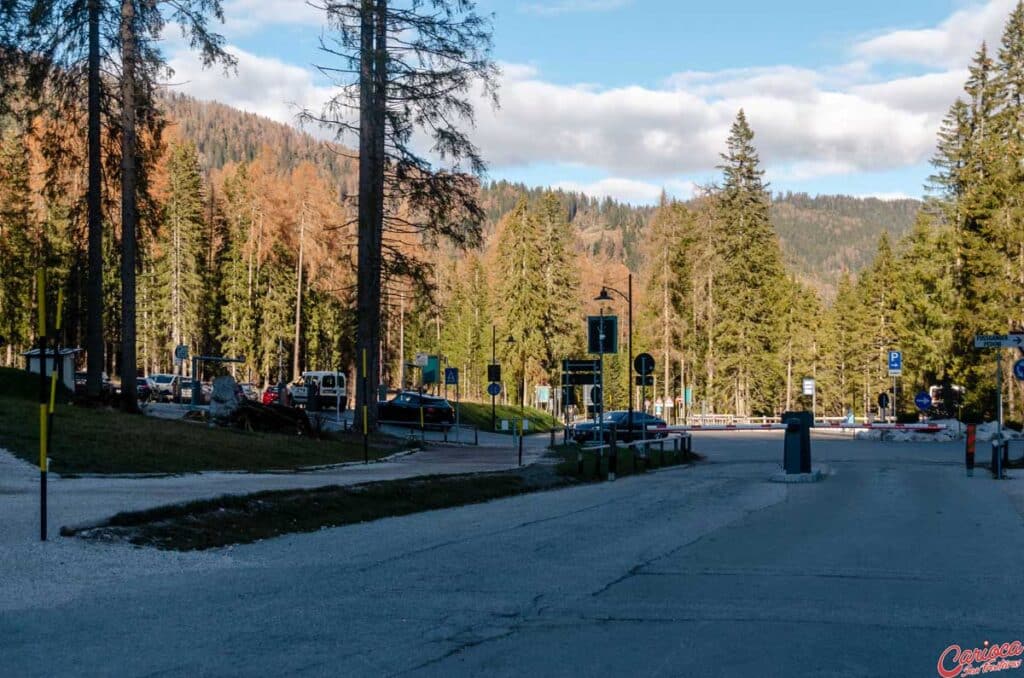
3,431,1024,677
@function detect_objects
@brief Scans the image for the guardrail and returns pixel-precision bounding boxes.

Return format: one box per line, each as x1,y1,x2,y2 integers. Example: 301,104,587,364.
579,433,691,480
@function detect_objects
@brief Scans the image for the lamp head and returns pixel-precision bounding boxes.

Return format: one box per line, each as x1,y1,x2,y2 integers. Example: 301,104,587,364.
594,287,613,302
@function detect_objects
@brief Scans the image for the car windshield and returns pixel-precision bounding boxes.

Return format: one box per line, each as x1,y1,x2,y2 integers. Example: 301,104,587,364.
154,375,172,384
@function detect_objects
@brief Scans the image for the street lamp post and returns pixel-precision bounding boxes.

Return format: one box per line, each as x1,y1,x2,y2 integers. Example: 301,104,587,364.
595,273,633,439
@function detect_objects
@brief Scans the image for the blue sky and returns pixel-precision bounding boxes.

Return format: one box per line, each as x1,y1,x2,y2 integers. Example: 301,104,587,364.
167,0,1022,204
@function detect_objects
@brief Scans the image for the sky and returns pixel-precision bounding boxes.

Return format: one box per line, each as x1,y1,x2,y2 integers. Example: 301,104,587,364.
164,0,1022,205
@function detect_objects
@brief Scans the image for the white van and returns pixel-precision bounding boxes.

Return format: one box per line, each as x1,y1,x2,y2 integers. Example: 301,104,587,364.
290,371,347,411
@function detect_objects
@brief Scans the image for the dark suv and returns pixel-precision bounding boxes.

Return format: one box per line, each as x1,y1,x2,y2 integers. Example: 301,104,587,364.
377,391,455,429
570,411,667,444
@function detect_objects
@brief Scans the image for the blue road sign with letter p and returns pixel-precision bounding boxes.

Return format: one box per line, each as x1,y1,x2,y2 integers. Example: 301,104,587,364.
888,351,902,376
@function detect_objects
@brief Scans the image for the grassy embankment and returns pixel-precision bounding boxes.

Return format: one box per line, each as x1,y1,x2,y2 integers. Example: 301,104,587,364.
66,442,697,550
456,401,561,434
0,368,405,474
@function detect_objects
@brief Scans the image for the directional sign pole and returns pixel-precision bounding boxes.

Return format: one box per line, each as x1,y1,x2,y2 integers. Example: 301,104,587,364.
997,349,1004,449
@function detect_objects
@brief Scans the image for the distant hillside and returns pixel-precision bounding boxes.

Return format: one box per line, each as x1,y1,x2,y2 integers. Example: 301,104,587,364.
159,94,920,298
771,193,921,298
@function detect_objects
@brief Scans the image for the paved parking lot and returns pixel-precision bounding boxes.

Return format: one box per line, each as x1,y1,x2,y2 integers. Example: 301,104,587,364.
3,431,1023,677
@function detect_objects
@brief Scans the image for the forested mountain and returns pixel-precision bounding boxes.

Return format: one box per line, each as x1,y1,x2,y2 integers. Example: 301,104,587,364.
771,193,920,298
162,93,918,296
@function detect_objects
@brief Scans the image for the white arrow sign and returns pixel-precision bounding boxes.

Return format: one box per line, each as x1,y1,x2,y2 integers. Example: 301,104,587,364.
974,334,1024,349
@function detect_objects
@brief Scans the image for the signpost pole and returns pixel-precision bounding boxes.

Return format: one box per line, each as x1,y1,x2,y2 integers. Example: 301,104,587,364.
35,270,47,542
362,348,369,465
997,349,1004,450
597,308,605,449
491,326,496,432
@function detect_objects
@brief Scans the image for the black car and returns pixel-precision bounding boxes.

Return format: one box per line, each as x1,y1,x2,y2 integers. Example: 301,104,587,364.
377,391,455,429
74,371,114,398
571,411,667,444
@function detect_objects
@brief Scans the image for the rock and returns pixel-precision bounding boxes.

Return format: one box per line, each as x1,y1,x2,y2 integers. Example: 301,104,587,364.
210,375,241,422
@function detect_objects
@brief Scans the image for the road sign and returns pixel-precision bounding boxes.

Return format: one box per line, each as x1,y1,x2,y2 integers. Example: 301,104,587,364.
878,392,890,410
562,372,599,386
915,391,933,412
487,364,501,382
587,316,618,355
888,350,902,377
414,352,429,367
562,359,600,372
536,386,550,404
487,382,501,397
974,334,1024,349
422,356,440,384
174,344,189,361
589,385,603,406
1014,359,1024,381
802,378,815,396
634,353,655,376
444,367,459,385
635,375,654,387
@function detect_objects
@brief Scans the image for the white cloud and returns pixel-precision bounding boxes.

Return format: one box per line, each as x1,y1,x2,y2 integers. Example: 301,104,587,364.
221,0,323,35
471,63,945,180
518,0,631,15
853,0,1017,67
162,0,1022,197
166,45,334,127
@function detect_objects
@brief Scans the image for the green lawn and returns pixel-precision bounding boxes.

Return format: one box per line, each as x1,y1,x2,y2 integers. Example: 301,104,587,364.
456,401,561,434
0,368,405,475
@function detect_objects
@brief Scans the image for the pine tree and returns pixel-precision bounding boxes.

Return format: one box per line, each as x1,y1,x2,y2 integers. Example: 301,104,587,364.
218,164,258,381
714,110,788,416
0,130,34,364
155,141,207,368
493,200,545,405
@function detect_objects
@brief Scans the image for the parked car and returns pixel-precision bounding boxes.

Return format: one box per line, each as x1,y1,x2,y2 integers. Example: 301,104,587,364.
148,374,181,402
290,371,348,411
377,391,455,429
570,411,668,445
262,384,285,406
74,371,113,398
239,383,258,401
135,377,153,402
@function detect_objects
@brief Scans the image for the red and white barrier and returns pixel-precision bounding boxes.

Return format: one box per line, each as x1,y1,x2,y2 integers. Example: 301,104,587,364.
649,422,948,433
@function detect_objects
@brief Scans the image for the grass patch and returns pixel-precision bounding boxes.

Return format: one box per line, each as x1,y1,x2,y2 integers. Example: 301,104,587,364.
457,401,560,434
64,440,700,551
0,367,406,474
67,468,584,550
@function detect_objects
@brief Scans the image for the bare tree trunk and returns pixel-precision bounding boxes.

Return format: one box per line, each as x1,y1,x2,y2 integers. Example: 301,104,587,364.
292,205,306,380
119,0,139,412
355,0,385,426
85,0,104,397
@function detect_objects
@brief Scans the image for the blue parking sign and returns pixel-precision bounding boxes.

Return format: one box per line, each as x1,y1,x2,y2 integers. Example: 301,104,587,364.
444,367,459,385
888,350,902,376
